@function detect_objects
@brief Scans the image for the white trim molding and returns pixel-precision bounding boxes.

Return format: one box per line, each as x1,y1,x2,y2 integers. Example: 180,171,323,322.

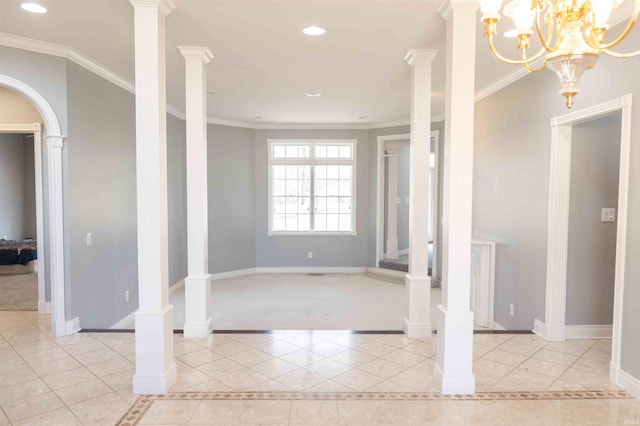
617,368,640,399
544,94,632,388
65,317,81,335
532,319,547,338
564,325,613,339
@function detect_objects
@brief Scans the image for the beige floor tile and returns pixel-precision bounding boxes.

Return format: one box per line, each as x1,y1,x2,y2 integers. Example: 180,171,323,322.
0,408,8,425
250,358,300,379
517,357,569,378
551,367,620,390
52,332,96,347
544,340,595,356
0,356,28,374
290,400,339,425
86,355,135,377
305,379,355,392
329,349,377,367
171,367,214,391
308,341,349,357
373,334,414,348
332,368,384,391
497,340,542,357
257,340,302,356
68,392,129,425
499,367,557,390
592,340,612,353
473,343,495,358
184,378,233,392
229,348,274,367
215,368,270,390
72,347,121,365
354,341,397,357
380,349,426,367
239,400,291,424
100,368,136,391
226,333,275,347
54,377,112,405
366,379,415,392
572,355,610,375
189,334,231,349
0,365,39,386
189,400,244,424
22,347,70,365
210,340,253,357
580,346,612,361
509,334,549,348
387,369,440,392
480,348,528,367
139,400,200,425
338,400,442,425
174,339,209,357
12,406,80,426
472,334,512,348
280,333,326,348
196,358,246,378
472,358,514,379
40,366,96,390
0,378,49,406
357,358,406,379
61,339,108,356
304,358,353,378
110,341,136,356
322,333,375,348
280,348,327,367
1,391,64,423
246,378,294,391
115,388,139,404
532,348,579,366
30,356,82,377
275,368,327,391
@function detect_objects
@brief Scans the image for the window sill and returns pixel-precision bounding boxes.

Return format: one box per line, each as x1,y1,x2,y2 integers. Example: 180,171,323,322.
267,231,357,237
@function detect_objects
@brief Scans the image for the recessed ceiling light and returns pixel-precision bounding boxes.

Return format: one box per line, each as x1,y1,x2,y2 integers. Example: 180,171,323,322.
254,116,263,119
302,26,326,36
358,116,367,120
20,3,47,13
503,29,518,38
307,92,321,97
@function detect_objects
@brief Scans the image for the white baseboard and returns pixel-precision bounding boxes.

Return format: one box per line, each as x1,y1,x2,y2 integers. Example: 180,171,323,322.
254,267,366,274
565,324,612,339
618,368,640,399
492,321,506,331
65,317,80,335
532,319,547,338
210,268,256,281
110,309,137,329
38,300,52,314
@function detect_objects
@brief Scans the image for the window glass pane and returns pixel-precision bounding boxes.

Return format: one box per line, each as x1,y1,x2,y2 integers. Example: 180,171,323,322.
273,145,286,158
315,145,326,158
299,214,310,231
286,180,298,196
339,214,352,231
273,197,285,213
273,179,286,196
339,197,352,213
327,197,339,214
286,165,298,179
299,197,311,214
273,165,286,179
285,214,298,231
300,166,311,179
315,214,327,231
285,197,298,213
339,166,352,179
315,179,326,196
315,165,326,179
273,214,285,231
299,145,310,158
327,180,339,196
326,165,339,179
327,145,339,158
327,214,339,230
286,145,298,158
299,180,311,196
339,180,352,196
339,145,352,159
315,197,326,213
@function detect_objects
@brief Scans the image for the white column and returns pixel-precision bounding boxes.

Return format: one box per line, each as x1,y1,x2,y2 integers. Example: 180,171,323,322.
385,147,400,260
178,46,214,337
130,0,176,395
403,49,438,338
47,136,66,337
435,0,478,394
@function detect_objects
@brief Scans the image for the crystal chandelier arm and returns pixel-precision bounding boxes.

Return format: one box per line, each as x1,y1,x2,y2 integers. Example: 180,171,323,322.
602,47,640,57
535,5,558,52
488,33,548,65
587,0,640,50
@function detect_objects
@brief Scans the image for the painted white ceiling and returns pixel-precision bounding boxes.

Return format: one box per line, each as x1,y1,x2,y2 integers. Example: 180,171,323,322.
0,0,521,125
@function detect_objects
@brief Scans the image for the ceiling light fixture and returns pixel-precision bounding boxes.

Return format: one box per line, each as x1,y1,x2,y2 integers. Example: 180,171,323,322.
306,92,322,97
478,0,640,108
20,2,47,13
302,26,326,36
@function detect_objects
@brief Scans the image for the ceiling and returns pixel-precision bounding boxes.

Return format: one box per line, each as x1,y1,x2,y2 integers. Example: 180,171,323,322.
0,0,519,125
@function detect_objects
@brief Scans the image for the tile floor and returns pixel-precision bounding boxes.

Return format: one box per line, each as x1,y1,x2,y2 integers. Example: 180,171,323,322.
1,311,639,425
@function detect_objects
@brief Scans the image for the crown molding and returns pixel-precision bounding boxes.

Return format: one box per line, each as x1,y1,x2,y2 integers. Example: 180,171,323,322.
474,56,544,103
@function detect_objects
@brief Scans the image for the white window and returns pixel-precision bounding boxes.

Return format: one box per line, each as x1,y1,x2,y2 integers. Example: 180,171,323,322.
268,139,357,235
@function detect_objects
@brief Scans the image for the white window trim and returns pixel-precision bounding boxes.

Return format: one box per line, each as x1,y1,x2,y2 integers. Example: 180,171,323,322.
267,139,358,236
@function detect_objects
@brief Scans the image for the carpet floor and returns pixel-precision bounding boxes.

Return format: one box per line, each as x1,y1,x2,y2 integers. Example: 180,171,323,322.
0,273,38,311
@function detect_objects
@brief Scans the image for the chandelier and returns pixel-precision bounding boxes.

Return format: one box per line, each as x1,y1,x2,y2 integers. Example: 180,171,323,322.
478,0,640,108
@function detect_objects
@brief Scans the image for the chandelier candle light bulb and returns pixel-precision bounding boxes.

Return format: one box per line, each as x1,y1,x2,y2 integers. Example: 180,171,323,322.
478,0,640,108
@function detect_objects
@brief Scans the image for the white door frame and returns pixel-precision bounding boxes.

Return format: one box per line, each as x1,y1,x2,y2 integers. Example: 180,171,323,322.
376,130,440,276
0,123,46,313
0,75,69,336
543,94,632,382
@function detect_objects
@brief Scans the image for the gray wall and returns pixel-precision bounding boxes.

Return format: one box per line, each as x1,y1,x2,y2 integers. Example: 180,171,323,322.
397,145,410,252
255,129,370,267
167,115,188,286
473,52,640,380
566,114,621,326
210,124,256,272
0,133,25,240
66,62,138,328
22,136,36,239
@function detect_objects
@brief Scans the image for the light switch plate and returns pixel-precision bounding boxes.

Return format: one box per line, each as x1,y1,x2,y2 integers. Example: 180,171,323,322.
86,233,92,246
601,208,616,223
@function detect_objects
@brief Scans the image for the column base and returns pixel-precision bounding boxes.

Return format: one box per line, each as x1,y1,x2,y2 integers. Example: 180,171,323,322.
184,317,214,338
403,317,432,338
404,274,431,338
435,304,475,395
184,274,212,338
133,306,176,394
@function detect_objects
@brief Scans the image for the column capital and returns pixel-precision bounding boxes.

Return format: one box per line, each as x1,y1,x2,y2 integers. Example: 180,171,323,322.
178,47,214,64
130,0,176,16
404,49,439,66
438,0,479,20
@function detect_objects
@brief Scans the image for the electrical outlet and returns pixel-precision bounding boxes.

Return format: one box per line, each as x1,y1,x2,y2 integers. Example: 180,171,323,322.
601,208,616,223
308,251,313,259
509,304,515,317
125,290,130,302
86,233,92,246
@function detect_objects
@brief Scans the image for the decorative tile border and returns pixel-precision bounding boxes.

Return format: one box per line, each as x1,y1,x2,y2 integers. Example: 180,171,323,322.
116,390,633,426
